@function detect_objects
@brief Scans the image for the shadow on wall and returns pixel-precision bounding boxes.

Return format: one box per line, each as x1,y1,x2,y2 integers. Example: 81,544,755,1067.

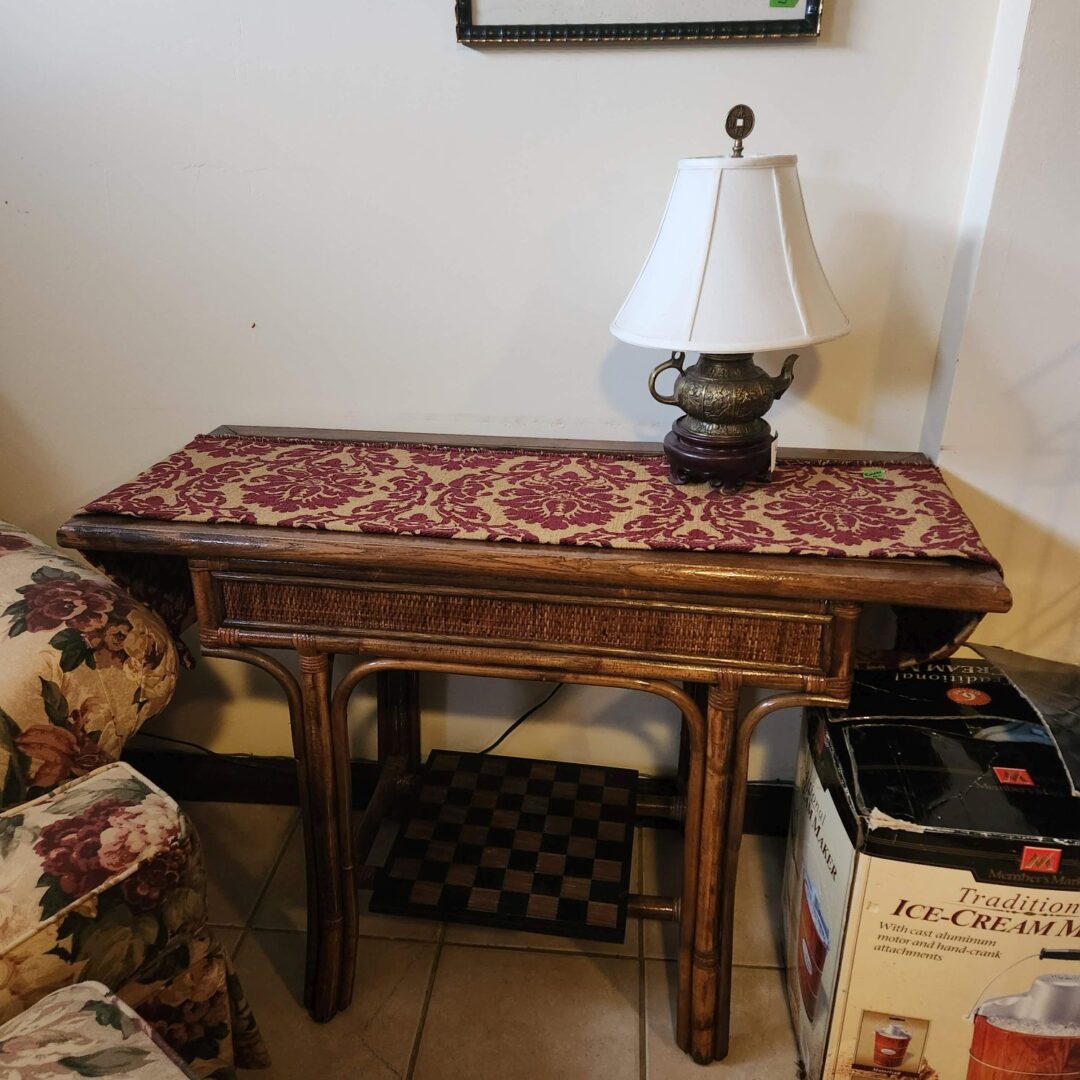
128,633,299,758
0,396,74,541
138,635,697,778
920,232,984,456
597,205,955,449
938,241,1080,661
941,244,1080,469
943,473,1080,661
139,633,802,782
806,206,958,445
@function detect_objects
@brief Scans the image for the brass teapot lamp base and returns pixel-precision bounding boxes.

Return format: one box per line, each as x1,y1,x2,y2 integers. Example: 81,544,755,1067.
648,350,796,493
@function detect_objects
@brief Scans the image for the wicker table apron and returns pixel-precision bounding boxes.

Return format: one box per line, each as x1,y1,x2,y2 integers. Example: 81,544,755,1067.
57,427,1011,1065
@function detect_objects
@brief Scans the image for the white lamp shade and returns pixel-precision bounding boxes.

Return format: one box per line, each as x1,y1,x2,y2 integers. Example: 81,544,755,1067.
611,154,849,354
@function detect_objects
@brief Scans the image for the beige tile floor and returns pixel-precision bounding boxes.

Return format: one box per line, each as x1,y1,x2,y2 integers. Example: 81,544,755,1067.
185,801,801,1079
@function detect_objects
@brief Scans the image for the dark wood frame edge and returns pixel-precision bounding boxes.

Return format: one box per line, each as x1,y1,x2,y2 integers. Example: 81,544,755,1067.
58,515,1011,614
453,0,822,45
122,747,795,835
211,424,927,464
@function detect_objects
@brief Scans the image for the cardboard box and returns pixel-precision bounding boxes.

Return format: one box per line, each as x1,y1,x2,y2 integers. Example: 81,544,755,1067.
783,648,1080,1080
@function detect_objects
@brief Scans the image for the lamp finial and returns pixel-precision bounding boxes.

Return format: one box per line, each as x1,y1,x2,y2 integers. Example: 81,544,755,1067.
725,104,755,158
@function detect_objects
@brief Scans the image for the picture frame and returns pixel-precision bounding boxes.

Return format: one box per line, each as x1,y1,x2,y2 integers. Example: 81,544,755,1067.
455,0,822,46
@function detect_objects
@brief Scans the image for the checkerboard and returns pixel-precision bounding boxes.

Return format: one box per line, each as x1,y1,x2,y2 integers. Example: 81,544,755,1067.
370,751,638,942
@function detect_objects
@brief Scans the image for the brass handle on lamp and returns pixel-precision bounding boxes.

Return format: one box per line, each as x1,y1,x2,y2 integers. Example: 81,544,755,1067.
770,354,800,400
649,351,685,406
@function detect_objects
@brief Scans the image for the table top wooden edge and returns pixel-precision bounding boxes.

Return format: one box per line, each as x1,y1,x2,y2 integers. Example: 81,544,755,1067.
209,425,933,465
57,513,1012,614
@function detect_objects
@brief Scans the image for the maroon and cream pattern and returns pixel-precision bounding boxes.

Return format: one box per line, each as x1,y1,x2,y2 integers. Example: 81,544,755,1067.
0,762,269,1077
0,982,197,1078
81,435,996,565
0,522,179,809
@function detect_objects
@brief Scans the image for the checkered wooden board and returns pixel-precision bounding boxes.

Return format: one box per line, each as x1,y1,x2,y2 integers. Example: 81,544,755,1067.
370,750,638,942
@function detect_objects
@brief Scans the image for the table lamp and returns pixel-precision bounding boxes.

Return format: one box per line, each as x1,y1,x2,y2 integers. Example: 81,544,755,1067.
611,106,849,491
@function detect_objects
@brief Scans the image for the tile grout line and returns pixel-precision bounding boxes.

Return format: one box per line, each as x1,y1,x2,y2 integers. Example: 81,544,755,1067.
242,810,303,936
650,955,788,972
229,927,247,963
246,922,639,958
405,920,446,1080
436,938,637,961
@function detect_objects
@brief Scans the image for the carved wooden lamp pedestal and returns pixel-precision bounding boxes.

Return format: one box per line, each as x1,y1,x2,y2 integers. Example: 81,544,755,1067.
611,106,850,491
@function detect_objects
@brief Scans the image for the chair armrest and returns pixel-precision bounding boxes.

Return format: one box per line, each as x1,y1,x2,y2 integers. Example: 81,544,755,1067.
0,523,178,808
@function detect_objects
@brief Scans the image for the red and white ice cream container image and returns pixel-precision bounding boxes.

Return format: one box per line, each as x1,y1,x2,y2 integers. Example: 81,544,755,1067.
873,1023,913,1068
967,961,1080,1080
797,874,830,1020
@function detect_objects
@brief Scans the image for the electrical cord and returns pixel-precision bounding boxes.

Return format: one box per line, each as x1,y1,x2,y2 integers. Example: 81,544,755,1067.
135,731,229,755
133,731,296,771
477,683,563,755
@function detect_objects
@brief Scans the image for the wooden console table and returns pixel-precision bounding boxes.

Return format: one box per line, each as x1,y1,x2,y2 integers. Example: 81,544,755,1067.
57,427,1010,1065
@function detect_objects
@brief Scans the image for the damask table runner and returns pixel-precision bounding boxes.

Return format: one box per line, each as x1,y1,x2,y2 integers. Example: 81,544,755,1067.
81,434,995,565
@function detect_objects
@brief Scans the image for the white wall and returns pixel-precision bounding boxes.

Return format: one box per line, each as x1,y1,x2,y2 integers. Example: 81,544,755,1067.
0,1,1003,778
920,0,1030,459
937,0,1080,665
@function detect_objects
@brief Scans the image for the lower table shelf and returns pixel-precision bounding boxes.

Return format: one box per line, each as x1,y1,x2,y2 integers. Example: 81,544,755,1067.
369,750,639,943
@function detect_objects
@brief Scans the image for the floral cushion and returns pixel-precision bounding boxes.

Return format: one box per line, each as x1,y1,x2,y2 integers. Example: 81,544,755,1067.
0,522,178,809
0,980,196,1077
0,763,269,1077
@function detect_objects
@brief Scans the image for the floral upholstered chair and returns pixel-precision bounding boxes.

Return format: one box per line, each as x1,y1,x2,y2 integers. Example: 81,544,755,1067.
0,522,177,805
0,523,269,1076
0,981,197,1077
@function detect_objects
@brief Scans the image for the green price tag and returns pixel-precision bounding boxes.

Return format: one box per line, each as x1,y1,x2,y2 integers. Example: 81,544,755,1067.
770,0,799,7
861,468,886,479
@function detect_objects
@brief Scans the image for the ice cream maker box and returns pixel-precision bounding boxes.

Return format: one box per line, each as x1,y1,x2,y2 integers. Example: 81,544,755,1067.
783,647,1080,1080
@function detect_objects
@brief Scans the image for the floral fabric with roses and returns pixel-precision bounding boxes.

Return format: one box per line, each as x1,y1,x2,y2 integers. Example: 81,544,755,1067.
81,435,997,563
0,981,197,1077
0,522,178,810
0,763,269,1077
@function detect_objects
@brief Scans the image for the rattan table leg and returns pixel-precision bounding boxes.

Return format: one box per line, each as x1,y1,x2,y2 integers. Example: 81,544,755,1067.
671,689,707,1054
689,680,739,1063
329,658,360,1013
377,670,421,821
710,690,849,1059
296,646,352,1022
377,670,421,769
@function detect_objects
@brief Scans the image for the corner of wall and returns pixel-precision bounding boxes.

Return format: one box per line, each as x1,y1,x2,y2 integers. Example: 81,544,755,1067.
919,0,1032,461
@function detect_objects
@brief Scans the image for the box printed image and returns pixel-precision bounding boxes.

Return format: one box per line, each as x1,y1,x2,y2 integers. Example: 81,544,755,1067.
782,722,856,1075
852,1010,930,1075
967,971,1080,1080
797,874,832,1021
